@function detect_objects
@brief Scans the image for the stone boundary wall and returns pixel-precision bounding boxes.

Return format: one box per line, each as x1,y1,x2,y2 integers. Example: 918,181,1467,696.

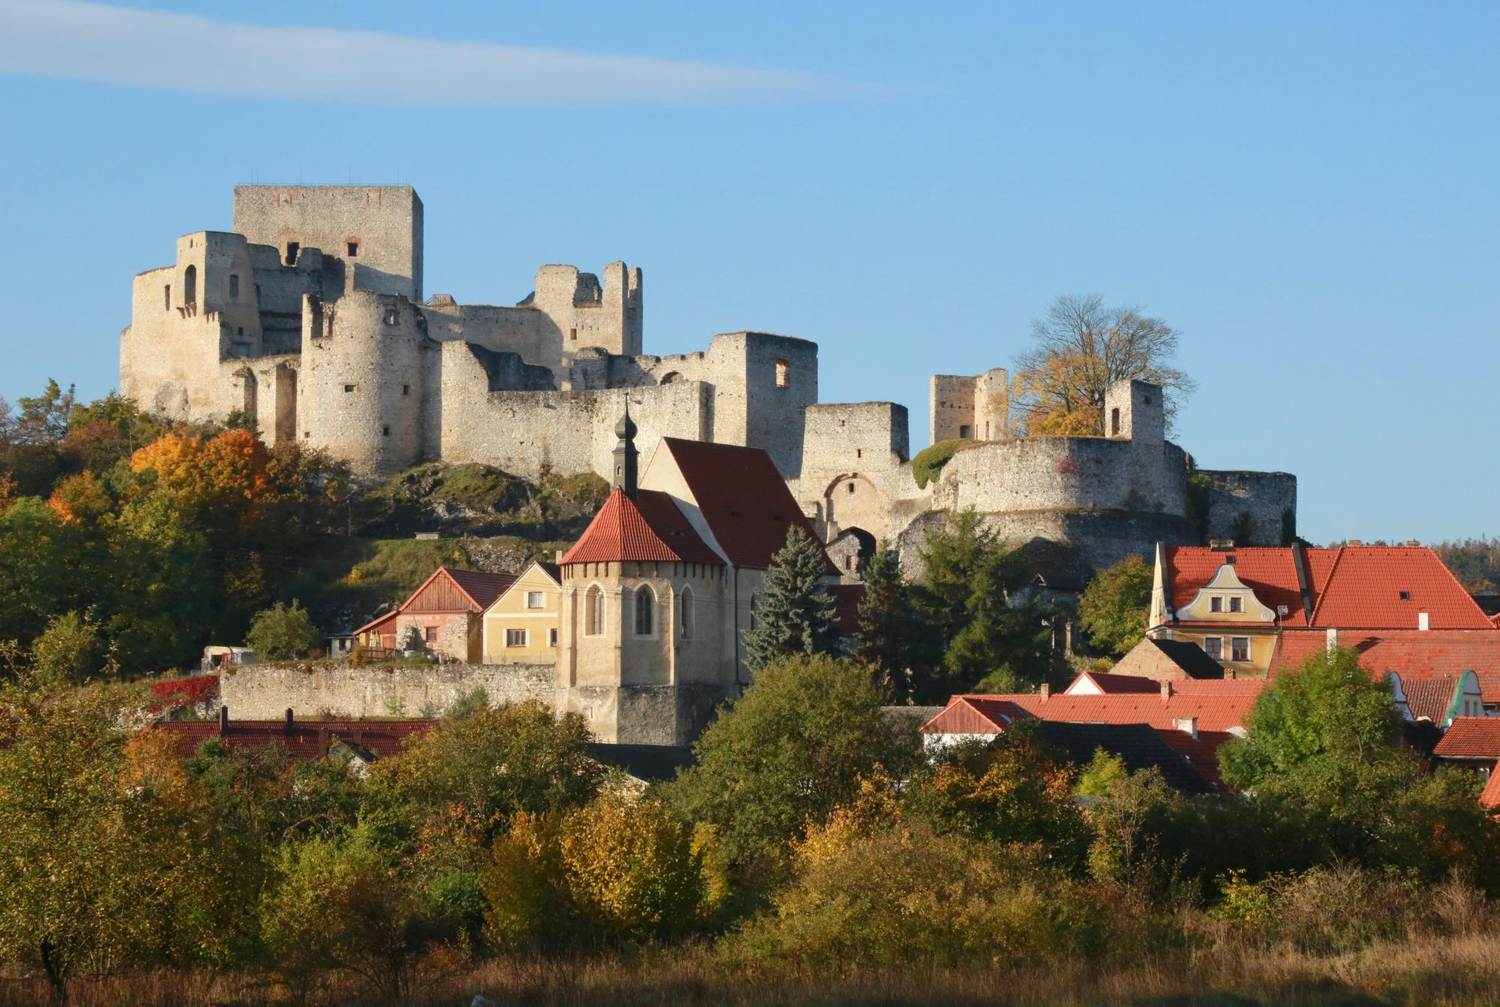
219,662,554,720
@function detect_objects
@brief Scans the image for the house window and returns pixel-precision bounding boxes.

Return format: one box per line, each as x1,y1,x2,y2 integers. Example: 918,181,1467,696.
229,274,240,301
585,585,604,636
680,587,694,639
424,626,437,643
164,284,171,310
1110,407,1121,436
548,628,558,647
505,628,527,648
1231,637,1250,662
526,591,545,609
774,358,790,388
285,241,299,266
1228,596,1243,613
1203,636,1223,660
347,240,360,257
1210,596,1223,613
634,586,655,637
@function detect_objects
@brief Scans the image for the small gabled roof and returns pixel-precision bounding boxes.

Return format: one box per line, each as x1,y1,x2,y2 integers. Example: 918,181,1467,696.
481,560,563,615
920,696,1032,736
352,564,517,636
1433,717,1500,760
1066,671,1163,695
657,437,825,569
1399,675,1467,725
561,488,722,566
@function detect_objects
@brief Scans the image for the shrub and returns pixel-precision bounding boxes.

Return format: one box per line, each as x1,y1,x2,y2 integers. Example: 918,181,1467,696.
1214,865,1424,954
244,600,322,660
1078,554,1153,657
912,438,970,489
30,608,113,683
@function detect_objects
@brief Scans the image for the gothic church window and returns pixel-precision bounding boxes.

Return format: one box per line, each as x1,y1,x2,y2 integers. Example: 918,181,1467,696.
634,586,655,637
586,585,604,636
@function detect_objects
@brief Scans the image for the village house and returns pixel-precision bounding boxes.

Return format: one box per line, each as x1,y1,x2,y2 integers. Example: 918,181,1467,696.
353,565,516,663
481,561,563,663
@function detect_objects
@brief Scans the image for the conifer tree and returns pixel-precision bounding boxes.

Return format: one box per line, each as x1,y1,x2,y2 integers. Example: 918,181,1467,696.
742,526,838,673
854,546,919,701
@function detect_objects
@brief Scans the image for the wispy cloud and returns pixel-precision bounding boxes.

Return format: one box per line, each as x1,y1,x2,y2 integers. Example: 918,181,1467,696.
0,0,865,104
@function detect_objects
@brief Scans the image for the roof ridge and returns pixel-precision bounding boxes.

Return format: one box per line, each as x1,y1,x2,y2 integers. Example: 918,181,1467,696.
1308,545,1344,626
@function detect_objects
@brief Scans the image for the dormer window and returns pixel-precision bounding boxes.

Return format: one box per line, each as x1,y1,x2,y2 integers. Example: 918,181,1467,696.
1228,596,1243,613
1210,596,1223,613
1399,591,1411,601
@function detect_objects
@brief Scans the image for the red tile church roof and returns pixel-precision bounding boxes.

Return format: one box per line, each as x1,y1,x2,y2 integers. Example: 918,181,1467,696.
561,488,722,566
659,438,827,569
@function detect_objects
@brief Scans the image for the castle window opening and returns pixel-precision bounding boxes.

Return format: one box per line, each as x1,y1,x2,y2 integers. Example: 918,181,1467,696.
384,307,400,326
856,448,863,459
526,591,545,609
183,265,197,306
229,274,240,301
847,482,856,494
775,358,790,388
586,585,604,636
634,586,655,637
347,240,360,257
548,628,559,647
284,241,299,266
505,628,527,648
381,425,390,437
1111,407,1121,436
680,586,694,639
1231,637,1250,662
237,327,244,337
163,284,171,310
344,384,356,393
1143,394,1152,405
959,424,972,439
402,384,411,396
570,328,577,342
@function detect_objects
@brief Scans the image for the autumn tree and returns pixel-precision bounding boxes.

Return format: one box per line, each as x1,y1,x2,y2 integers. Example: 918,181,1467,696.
1012,294,1194,436
1079,554,1153,657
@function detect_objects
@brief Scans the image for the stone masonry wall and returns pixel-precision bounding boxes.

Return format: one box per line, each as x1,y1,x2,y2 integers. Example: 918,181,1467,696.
1200,470,1298,547
219,662,554,720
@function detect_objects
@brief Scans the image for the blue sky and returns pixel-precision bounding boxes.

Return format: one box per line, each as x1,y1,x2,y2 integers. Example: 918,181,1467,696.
2,1,1497,545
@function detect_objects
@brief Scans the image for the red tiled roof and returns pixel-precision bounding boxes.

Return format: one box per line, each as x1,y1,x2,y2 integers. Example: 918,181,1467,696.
1164,545,1491,631
920,696,1032,736
561,488,722,566
927,680,1264,736
445,568,519,610
658,438,827,569
1272,629,1500,696
1482,770,1500,809
1153,727,1238,788
1433,718,1500,760
1399,675,1462,724
151,719,435,761
1067,671,1163,695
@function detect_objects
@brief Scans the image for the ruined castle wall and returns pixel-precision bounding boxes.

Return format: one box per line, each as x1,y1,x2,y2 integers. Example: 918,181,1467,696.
1200,470,1298,547
422,300,562,374
232,185,422,300
530,262,642,360
894,507,1193,581
219,662,554,720
438,346,713,478
796,402,920,541
930,437,1189,518
299,291,436,475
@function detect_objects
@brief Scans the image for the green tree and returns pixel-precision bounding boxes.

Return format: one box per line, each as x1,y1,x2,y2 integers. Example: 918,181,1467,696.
853,546,920,700
261,824,427,1000
1079,554,1153,657
0,498,88,652
0,676,182,1001
1222,647,1500,883
943,551,1056,695
742,525,838,674
245,600,323,659
664,654,915,865
30,609,113,683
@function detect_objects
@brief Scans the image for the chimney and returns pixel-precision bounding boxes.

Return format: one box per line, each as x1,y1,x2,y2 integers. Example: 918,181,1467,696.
218,705,229,736
1418,611,1430,632
1039,683,1050,699
1172,716,1198,740
284,708,294,733
611,404,638,497
1160,680,1173,700
1326,627,1338,653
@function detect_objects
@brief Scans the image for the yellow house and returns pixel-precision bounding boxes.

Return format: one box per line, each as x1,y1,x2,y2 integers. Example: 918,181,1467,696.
481,561,562,663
